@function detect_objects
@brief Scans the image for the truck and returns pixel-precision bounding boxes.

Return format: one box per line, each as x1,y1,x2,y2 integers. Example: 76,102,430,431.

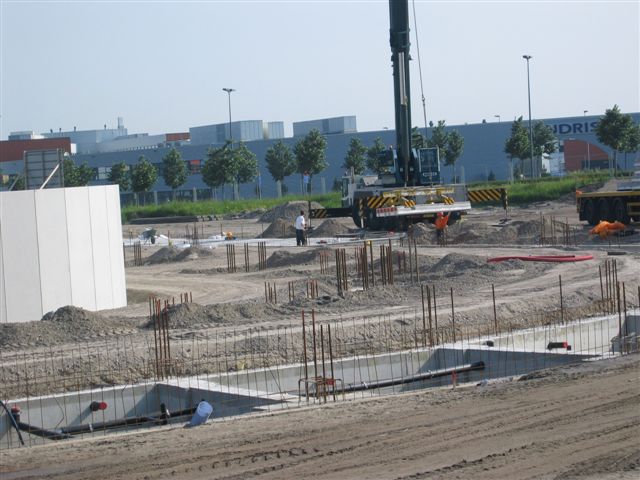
311,0,471,230
576,161,640,225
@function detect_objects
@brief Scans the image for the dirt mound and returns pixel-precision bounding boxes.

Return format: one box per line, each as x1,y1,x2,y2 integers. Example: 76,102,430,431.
266,249,326,268
259,201,323,223
260,218,296,238
310,218,351,237
0,306,138,349
419,252,548,286
143,301,286,330
408,222,436,245
146,246,214,264
431,253,487,273
408,219,542,245
41,305,103,323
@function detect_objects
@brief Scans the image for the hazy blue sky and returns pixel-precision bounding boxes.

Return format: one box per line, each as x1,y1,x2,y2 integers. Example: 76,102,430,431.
1,1,638,140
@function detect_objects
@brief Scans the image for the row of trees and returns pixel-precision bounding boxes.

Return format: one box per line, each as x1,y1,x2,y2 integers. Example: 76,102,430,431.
504,105,640,180
504,117,555,180
106,129,330,202
340,121,465,181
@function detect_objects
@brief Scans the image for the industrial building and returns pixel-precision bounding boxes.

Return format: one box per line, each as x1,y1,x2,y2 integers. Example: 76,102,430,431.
1,113,638,203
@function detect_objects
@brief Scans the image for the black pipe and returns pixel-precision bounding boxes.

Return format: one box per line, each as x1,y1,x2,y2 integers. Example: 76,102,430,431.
17,422,72,440
0,400,25,446
341,361,485,393
17,406,197,440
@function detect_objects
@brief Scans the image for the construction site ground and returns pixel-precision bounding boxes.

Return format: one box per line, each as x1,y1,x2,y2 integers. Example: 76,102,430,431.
1,196,639,479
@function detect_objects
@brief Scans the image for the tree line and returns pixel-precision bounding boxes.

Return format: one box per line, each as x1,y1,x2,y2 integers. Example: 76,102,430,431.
5,105,638,195
504,105,639,180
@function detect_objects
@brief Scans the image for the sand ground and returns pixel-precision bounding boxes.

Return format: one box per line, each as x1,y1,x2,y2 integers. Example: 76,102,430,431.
1,197,639,479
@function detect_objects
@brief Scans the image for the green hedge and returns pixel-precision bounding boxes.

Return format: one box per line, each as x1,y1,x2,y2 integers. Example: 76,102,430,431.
121,193,341,223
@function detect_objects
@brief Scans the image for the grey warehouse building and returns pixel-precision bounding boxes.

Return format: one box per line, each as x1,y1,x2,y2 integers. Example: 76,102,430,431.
2,113,639,203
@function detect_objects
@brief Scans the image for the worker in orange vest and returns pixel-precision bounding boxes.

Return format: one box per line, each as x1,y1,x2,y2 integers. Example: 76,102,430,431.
435,212,449,245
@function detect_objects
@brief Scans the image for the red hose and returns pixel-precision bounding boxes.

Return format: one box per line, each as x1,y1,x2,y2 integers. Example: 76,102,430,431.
487,255,594,263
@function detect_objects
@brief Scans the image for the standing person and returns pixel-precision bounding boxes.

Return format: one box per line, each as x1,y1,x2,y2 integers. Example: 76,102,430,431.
295,210,307,246
435,212,449,246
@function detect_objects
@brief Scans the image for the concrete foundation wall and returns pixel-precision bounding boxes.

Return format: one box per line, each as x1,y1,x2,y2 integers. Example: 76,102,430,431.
0,185,126,323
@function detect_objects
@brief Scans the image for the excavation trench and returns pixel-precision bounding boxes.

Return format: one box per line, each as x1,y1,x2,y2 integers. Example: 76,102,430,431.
1,313,637,449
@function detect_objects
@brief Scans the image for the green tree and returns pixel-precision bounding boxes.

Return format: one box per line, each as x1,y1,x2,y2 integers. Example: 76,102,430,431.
595,105,637,173
532,121,556,157
427,120,449,153
504,116,530,182
531,121,557,176
443,130,464,181
366,137,387,174
202,143,234,199
162,148,187,199
233,142,258,199
411,127,426,148
63,157,94,187
342,137,367,175
621,119,640,170
131,155,158,205
265,140,295,197
293,129,327,194
108,161,130,191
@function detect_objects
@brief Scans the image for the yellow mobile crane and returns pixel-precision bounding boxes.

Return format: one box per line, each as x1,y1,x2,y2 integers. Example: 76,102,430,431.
311,0,471,231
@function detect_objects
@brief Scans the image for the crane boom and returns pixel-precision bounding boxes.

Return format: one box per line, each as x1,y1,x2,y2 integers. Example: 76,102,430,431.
389,0,412,186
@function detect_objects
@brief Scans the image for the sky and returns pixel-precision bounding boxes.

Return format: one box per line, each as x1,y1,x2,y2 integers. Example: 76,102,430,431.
1,0,639,140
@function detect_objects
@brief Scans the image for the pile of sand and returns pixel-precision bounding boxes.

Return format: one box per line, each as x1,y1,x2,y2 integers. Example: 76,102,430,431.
309,218,352,237
143,301,288,330
266,249,327,269
41,305,103,323
146,246,214,264
408,222,437,244
0,306,138,349
259,201,323,223
409,219,543,245
260,218,296,238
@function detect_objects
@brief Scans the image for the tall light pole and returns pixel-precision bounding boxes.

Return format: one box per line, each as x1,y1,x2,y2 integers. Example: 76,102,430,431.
522,55,534,177
222,87,235,144
583,110,588,116
494,114,501,123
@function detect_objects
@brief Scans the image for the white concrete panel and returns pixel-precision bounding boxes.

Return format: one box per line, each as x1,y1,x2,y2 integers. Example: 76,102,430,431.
35,189,72,313
0,221,7,324
88,187,114,309
65,187,97,310
105,185,127,307
0,191,43,323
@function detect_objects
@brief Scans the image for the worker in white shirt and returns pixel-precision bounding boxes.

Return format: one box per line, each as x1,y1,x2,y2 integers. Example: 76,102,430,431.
295,210,307,246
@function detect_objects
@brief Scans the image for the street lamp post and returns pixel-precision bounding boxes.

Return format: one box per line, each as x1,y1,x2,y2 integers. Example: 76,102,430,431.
583,110,588,116
222,87,235,144
522,55,534,177
494,114,501,123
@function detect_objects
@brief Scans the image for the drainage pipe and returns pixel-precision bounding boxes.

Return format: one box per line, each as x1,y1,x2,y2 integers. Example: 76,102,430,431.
487,255,594,263
341,361,485,393
17,406,197,440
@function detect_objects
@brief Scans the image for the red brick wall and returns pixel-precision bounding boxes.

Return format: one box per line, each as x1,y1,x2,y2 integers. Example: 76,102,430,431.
165,132,190,142
0,138,73,163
